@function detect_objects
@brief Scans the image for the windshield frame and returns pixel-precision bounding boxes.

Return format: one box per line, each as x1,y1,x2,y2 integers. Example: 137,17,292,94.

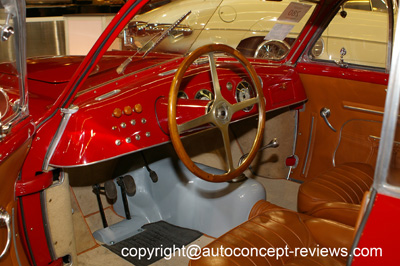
0,0,28,129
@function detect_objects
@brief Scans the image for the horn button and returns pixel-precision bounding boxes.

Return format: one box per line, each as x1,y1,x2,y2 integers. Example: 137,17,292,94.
213,101,231,125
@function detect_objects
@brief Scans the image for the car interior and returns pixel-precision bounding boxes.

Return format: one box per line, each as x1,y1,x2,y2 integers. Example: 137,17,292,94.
46,1,392,263
1,0,399,265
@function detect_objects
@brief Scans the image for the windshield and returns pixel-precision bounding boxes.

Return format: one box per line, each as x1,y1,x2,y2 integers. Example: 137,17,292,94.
76,0,317,94
124,0,316,58
0,0,26,127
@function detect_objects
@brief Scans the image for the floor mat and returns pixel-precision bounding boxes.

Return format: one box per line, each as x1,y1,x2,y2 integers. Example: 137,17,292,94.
104,221,203,266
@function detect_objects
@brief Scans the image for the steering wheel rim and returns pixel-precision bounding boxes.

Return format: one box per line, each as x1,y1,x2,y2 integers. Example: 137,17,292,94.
168,44,266,182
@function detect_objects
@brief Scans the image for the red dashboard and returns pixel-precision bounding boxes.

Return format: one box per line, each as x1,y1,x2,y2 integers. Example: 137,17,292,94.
33,54,308,167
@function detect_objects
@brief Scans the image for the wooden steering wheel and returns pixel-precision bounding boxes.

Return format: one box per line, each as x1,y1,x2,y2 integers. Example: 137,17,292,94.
168,44,266,182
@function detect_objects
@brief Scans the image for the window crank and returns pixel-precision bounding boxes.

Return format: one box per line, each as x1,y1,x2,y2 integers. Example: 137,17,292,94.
320,107,337,132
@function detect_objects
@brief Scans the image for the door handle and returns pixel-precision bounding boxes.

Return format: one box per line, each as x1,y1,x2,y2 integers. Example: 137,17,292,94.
320,107,337,132
0,207,11,259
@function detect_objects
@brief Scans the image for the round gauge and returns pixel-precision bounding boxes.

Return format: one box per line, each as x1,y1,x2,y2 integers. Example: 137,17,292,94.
177,91,188,99
195,89,214,101
235,81,255,112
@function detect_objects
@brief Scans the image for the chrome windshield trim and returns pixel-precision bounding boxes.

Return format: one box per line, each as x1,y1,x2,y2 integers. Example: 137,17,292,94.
42,105,79,171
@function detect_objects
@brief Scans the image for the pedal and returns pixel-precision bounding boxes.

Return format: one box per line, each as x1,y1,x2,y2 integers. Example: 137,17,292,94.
104,180,118,201
122,175,136,197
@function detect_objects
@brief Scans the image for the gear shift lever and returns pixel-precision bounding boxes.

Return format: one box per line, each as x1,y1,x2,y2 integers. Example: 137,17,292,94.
231,138,279,183
238,138,279,166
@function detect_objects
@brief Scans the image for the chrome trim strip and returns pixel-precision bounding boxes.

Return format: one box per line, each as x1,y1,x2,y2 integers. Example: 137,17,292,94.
95,89,121,101
158,69,177,76
42,105,79,171
292,109,299,155
286,109,299,180
302,115,314,175
343,105,385,116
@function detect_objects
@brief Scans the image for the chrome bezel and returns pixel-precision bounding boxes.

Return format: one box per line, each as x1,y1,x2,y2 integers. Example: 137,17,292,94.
235,80,255,112
177,90,188,99
195,89,214,101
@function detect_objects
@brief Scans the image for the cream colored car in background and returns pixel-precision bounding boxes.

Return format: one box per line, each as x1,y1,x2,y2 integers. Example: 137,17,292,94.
125,0,394,69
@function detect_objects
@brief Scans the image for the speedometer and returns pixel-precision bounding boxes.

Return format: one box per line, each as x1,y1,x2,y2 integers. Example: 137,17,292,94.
235,81,255,112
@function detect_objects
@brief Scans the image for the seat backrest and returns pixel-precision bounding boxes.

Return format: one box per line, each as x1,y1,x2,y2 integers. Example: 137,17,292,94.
297,162,374,226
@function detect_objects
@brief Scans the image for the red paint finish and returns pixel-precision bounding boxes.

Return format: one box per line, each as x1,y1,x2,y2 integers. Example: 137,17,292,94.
352,193,400,265
21,113,63,179
155,97,210,135
27,56,85,83
15,171,54,197
48,59,307,167
297,62,389,85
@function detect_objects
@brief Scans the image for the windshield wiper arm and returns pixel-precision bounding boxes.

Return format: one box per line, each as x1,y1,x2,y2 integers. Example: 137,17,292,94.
116,10,191,75
141,10,191,58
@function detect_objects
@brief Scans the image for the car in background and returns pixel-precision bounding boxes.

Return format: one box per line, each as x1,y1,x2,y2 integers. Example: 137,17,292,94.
127,0,394,67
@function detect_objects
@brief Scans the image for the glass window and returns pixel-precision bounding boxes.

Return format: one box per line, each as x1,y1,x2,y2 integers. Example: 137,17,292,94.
119,0,317,60
0,5,22,124
310,0,389,69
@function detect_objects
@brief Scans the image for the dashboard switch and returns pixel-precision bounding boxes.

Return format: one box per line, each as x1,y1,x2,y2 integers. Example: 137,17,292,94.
113,108,122,118
124,106,132,115
134,104,143,113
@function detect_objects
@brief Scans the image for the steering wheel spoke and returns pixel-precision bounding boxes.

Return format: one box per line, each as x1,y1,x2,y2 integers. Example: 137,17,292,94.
177,111,213,134
208,53,224,101
220,125,235,172
232,97,259,113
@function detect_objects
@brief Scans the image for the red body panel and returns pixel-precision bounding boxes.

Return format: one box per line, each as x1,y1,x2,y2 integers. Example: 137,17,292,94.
352,193,400,265
297,62,389,85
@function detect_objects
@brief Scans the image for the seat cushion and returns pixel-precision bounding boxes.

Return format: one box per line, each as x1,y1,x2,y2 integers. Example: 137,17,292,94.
298,163,374,217
190,205,352,266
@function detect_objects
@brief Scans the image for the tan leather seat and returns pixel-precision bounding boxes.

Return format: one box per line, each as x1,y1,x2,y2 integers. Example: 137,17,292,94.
190,200,353,266
297,162,374,226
